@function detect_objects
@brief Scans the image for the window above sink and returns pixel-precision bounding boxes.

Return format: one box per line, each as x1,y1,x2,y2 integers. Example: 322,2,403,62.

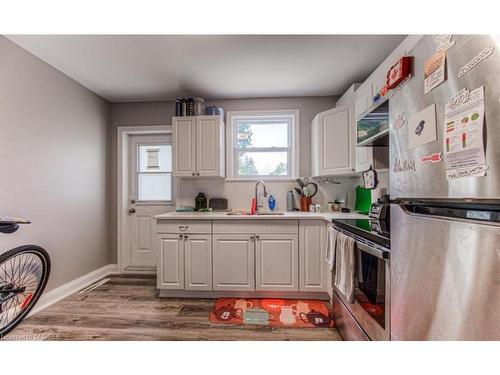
226,110,300,181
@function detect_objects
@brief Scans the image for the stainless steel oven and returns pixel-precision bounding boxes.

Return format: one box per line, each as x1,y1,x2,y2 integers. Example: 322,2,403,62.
330,219,391,341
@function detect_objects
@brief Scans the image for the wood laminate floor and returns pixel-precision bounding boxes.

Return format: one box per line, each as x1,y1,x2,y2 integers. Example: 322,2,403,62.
7,274,342,341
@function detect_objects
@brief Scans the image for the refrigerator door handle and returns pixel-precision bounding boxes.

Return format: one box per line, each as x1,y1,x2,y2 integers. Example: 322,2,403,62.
397,202,500,225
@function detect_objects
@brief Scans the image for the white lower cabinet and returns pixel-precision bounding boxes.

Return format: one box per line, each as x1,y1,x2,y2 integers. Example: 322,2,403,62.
158,233,211,290
185,234,212,291
299,220,327,292
158,235,184,289
255,234,298,292
157,219,328,295
212,234,255,291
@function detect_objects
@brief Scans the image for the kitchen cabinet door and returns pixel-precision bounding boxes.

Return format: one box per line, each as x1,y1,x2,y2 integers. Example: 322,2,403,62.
158,235,184,289
212,235,255,291
356,145,373,172
371,67,388,101
196,116,224,177
315,106,354,176
184,234,212,291
173,117,196,177
299,221,327,292
255,234,298,292
355,83,373,119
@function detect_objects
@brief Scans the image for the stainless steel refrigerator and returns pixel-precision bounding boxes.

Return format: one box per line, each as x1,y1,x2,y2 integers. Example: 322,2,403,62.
389,35,500,340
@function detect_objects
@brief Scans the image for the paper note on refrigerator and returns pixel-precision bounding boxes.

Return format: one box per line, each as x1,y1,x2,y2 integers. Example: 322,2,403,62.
443,86,487,180
424,50,446,93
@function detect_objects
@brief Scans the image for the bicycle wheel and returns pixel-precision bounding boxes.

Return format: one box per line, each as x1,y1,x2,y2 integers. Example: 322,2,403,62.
0,245,50,338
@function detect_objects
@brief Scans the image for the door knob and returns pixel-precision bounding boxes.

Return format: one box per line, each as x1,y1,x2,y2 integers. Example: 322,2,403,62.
128,208,136,214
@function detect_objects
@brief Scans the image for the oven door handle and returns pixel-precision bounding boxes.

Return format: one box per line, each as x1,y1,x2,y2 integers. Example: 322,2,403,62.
356,241,390,260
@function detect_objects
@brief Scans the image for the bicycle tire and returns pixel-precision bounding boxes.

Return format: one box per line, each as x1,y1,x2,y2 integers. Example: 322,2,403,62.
0,245,51,339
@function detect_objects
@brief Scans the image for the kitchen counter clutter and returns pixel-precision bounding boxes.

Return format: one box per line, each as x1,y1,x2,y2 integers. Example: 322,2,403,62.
154,211,366,221
153,211,365,299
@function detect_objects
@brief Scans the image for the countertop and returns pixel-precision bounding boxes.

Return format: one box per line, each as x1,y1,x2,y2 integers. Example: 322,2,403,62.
154,211,367,221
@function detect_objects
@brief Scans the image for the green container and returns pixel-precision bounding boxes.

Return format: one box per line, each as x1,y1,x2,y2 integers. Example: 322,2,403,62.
355,186,372,215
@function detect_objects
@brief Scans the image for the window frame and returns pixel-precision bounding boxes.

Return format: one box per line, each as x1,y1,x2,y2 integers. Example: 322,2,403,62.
135,140,173,205
226,110,300,181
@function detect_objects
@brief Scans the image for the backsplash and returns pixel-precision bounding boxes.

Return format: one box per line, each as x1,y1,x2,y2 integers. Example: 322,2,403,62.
176,177,361,212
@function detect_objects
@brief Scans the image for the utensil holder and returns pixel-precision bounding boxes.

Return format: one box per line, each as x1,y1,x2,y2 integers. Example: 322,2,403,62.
300,197,312,212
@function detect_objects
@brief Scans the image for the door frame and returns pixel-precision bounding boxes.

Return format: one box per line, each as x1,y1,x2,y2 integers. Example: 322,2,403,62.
117,125,174,273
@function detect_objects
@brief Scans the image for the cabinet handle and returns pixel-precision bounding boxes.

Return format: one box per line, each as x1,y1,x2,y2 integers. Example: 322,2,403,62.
184,235,188,240
192,172,195,176
250,235,255,241
179,225,188,231
196,172,200,176
255,235,260,241
178,234,183,239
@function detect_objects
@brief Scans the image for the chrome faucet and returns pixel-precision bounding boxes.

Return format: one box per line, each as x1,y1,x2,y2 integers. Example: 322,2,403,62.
254,180,268,212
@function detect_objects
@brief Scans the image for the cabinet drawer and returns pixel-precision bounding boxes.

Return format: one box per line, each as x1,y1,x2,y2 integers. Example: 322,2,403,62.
156,220,211,234
212,220,298,234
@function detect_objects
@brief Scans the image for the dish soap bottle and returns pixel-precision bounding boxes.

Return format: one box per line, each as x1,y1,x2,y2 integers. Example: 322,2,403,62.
268,195,276,211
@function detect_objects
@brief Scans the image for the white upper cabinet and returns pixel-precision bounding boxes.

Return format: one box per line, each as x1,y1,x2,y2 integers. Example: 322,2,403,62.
173,115,225,177
311,106,356,177
355,145,373,172
173,117,196,177
354,83,373,119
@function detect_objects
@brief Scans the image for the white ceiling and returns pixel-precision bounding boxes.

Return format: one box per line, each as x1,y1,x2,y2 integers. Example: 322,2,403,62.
6,35,405,102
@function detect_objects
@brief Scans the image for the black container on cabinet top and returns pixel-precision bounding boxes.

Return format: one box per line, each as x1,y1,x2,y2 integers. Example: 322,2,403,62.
186,98,195,116
195,192,208,211
175,99,182,116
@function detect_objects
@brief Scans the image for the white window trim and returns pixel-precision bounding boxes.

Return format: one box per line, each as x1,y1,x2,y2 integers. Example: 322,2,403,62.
134,139,173,205
225,109,300,181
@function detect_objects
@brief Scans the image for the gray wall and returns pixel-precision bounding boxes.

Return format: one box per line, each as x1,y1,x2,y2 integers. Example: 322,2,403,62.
0,36,111,292
109,96,337,262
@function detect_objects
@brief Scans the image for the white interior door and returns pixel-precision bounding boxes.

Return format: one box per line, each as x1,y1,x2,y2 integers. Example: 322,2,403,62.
125,134,174,272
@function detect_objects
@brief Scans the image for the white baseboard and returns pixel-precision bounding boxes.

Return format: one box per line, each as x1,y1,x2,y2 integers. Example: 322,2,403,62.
29,264,119,316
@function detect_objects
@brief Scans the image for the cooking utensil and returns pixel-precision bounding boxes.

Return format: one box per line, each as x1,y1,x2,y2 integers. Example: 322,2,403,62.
305,181,318,198
294,187,303,197
296,177,318,198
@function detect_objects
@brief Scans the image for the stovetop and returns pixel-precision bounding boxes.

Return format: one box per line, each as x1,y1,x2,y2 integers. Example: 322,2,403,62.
331,218,390,248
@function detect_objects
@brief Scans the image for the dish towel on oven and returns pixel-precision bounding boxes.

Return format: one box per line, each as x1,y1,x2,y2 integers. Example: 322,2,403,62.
334,231,357,303
325,225,338,271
